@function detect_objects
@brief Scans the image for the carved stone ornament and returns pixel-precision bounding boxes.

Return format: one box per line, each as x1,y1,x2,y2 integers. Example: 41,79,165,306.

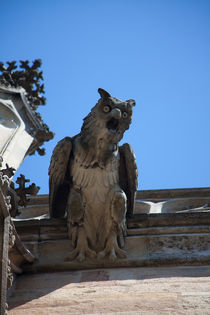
49,88,138,262
0,167,35,313
12,174,40,208
0,59,54,165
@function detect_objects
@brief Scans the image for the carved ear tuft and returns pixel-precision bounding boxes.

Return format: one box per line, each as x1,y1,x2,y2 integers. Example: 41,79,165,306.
126,99,136,107
98,88,111,99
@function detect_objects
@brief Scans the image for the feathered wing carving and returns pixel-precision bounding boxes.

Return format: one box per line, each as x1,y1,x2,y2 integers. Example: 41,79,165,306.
48,136,72,217
119,143,138,217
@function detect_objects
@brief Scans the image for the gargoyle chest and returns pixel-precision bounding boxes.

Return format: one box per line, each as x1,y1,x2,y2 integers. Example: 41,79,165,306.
70,155,120,204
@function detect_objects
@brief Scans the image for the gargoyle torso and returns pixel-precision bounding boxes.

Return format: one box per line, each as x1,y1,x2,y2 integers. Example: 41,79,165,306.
70,138,120,230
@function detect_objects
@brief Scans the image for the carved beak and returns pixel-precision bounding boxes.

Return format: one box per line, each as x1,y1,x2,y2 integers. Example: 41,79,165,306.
110,108,121,120
106,108,121,133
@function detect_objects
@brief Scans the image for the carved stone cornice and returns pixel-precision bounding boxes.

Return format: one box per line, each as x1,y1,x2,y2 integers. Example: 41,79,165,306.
13,206,210,273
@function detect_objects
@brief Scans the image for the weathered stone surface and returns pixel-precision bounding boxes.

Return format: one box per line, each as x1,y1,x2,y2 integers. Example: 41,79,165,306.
49,89,137,262
17,189,210,220
136,187,210,200
6,189,210,313
135,197,210,214
13,209,210,273
128,212,210,228
17,194,49,219
8,266,210,314
0,172,35,314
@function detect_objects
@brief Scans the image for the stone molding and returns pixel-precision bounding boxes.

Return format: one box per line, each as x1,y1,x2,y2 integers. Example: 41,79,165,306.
8,188,210,275
14,206,210,273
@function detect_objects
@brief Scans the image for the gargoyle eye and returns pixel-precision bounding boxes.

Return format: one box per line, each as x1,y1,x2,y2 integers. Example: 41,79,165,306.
122,112,128,118
103,105,111,113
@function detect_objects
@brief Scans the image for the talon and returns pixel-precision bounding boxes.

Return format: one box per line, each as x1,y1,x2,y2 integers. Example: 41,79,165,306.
66,248,78,261
77,251,85,262
109,249,117,261
87,248,97,259
115,247,127,259
98,250,106,260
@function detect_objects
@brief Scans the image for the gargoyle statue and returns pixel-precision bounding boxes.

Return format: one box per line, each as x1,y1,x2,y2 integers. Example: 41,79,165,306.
49,88,138,261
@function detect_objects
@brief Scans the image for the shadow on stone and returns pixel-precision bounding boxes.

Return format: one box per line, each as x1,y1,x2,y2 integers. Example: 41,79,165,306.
8,265,210,311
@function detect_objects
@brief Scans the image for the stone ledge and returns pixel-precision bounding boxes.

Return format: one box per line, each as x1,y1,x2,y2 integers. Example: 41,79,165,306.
136,187,210,201
128,212,210,228
16,188,210,218
13,212,210,272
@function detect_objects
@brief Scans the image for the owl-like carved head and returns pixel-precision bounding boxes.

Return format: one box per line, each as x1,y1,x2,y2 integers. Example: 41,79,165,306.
81,88,135,145
97,88,135,141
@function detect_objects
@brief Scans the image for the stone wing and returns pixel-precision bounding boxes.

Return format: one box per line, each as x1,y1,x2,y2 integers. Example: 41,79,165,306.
48,136,72,217
119,143,138,217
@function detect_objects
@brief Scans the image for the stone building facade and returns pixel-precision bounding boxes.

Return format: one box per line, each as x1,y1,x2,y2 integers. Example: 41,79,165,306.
0,62,210,314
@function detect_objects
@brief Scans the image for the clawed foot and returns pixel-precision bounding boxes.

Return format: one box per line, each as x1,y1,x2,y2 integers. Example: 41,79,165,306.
98,236,127,261
66,225,126,262
66,246,97,262
66,226,97,262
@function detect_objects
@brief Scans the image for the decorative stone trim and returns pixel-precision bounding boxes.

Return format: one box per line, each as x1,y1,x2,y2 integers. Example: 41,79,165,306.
0,173,35,314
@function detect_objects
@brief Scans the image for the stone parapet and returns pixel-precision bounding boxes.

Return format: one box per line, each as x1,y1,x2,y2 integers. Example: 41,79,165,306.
16,187,210,218
17,194,49,219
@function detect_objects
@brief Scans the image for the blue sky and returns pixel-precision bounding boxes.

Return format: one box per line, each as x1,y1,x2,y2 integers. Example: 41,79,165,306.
1,0,210,193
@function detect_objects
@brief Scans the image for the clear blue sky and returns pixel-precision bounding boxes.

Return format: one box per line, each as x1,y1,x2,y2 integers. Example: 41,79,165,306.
1,0,210,193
